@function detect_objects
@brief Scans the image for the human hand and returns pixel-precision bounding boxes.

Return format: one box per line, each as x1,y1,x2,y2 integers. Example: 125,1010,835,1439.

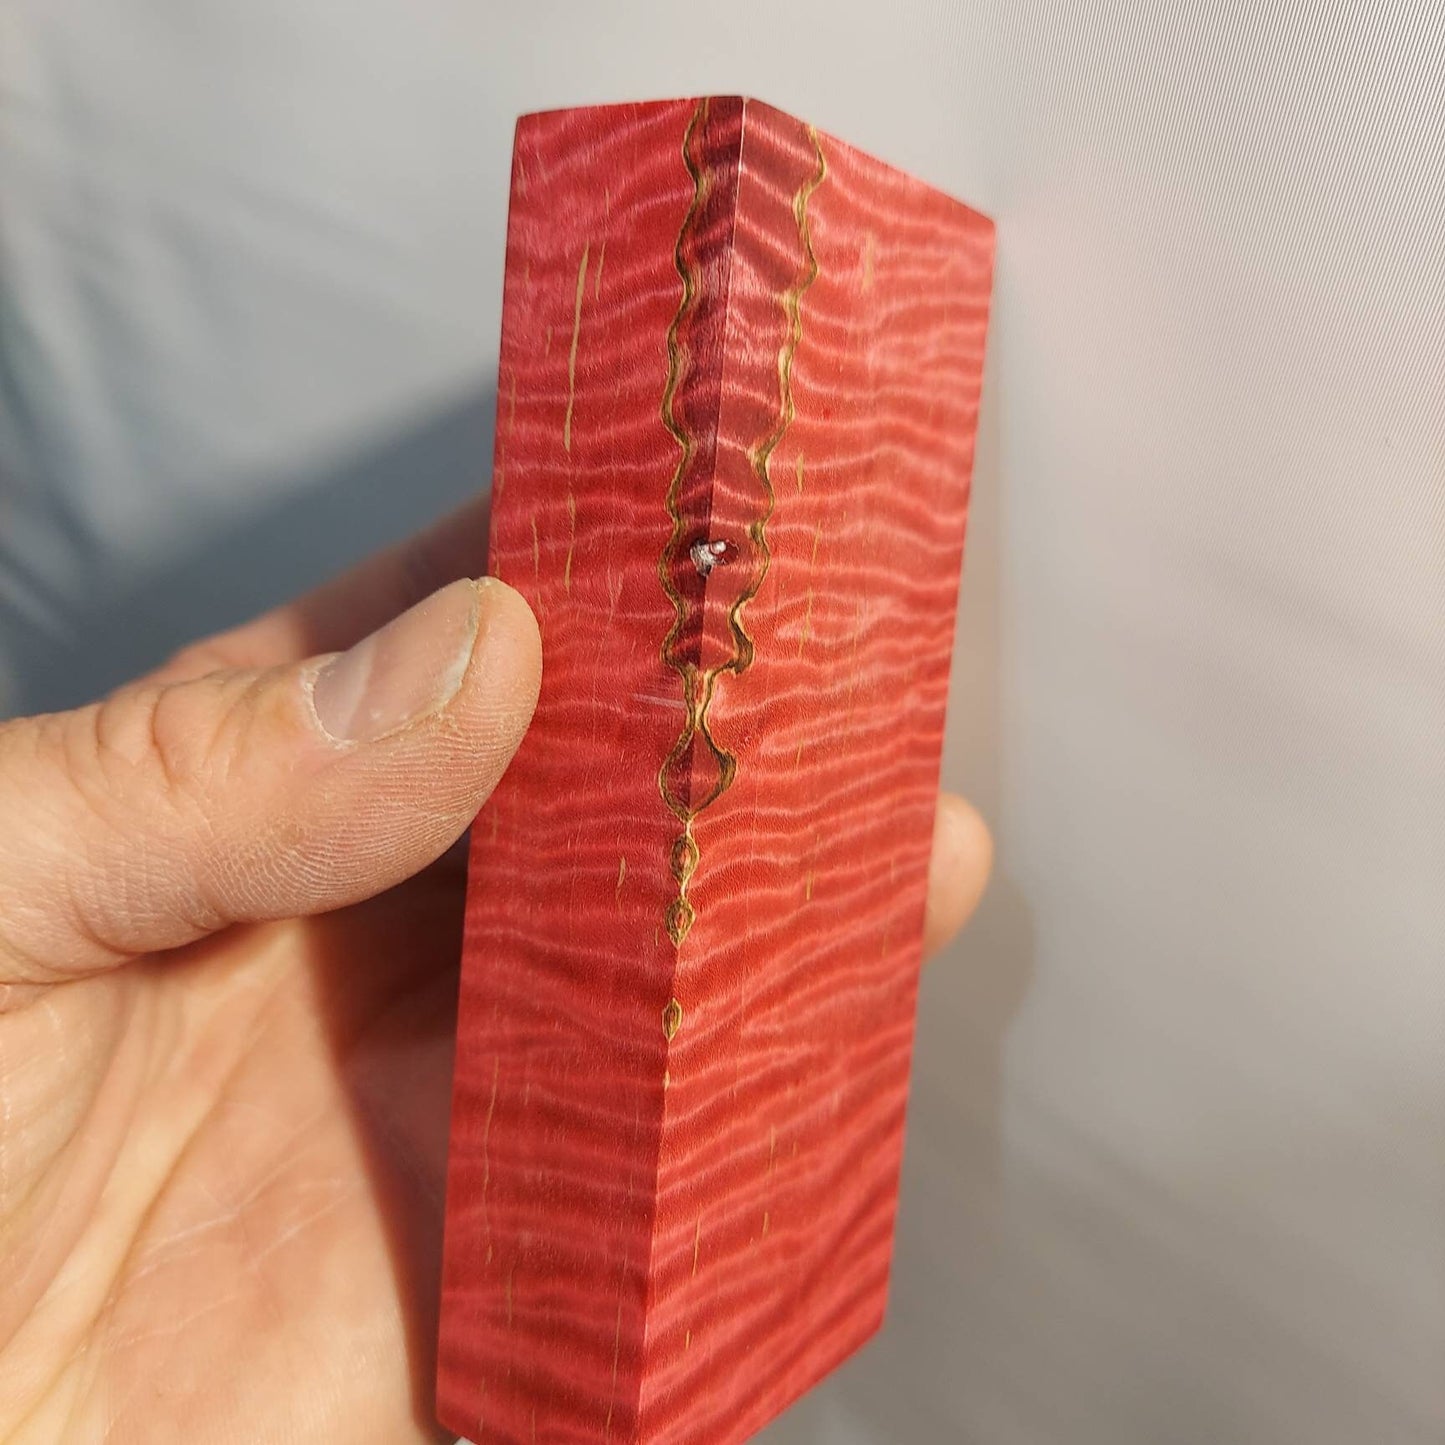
0,500,991,1443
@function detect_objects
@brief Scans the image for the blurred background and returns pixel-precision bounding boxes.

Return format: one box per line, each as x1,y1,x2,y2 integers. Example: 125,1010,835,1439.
2,2,1442,1441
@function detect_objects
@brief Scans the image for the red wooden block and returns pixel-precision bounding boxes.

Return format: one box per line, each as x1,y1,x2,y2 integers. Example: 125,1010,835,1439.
439,97,994,1444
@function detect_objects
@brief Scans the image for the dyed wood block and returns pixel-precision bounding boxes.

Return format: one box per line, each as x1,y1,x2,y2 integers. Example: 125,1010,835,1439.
439,97,994,1444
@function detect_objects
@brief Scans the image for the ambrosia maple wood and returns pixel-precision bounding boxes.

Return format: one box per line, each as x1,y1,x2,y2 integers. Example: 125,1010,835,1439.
439,97,994,1444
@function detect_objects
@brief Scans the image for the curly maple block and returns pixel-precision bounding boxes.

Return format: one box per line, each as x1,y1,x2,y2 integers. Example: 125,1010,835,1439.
438,97,994,1444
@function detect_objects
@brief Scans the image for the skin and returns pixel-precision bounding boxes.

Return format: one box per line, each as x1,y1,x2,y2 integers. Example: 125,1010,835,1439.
0,501,992,1443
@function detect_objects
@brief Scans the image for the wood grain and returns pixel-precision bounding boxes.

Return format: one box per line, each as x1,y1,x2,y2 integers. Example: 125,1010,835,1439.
438,96,994,1445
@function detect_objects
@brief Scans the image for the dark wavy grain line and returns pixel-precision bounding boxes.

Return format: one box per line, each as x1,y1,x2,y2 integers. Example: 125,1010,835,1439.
656,98,711,951
728,124,827,674
658,115,829,955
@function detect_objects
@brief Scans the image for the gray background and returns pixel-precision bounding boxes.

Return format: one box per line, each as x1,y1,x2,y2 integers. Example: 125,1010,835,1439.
2,2,1442,1441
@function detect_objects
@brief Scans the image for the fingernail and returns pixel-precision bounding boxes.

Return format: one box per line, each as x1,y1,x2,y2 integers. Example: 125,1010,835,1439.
310,578,484,743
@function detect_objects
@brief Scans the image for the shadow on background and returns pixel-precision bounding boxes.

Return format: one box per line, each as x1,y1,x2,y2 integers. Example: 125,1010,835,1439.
8,388,498,717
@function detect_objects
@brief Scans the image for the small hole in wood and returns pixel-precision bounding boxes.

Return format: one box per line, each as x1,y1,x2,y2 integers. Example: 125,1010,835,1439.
690,538,738,576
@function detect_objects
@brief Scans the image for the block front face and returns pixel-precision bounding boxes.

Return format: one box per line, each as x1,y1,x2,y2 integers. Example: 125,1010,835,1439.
439,97,993,1445
438,100,698,1445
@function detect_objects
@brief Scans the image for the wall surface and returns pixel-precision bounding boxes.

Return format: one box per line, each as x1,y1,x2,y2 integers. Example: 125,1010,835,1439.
2,2,1441,1441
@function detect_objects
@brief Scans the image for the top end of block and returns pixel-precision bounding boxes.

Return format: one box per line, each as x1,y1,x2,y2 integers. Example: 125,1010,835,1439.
513,96,993,226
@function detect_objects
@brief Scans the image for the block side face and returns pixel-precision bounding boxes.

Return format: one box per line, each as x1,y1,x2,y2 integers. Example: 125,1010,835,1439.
438,99,700,1445
638,105,994,1443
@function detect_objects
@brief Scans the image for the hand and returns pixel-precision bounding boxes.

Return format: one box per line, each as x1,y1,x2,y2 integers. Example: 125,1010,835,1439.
0,501,992,1443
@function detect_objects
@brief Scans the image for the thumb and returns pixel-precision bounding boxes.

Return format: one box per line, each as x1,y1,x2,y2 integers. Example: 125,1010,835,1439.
0,577,539,988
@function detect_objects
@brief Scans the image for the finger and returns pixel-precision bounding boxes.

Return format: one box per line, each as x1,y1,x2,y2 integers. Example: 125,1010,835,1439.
922,792,993,960
153,496,493,682
0,577,539,988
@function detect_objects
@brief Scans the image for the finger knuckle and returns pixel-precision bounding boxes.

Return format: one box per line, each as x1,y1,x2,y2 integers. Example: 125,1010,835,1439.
84,672,261,825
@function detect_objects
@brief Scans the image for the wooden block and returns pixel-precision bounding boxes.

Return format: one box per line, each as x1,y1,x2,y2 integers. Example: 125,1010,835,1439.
438,96,994,1444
